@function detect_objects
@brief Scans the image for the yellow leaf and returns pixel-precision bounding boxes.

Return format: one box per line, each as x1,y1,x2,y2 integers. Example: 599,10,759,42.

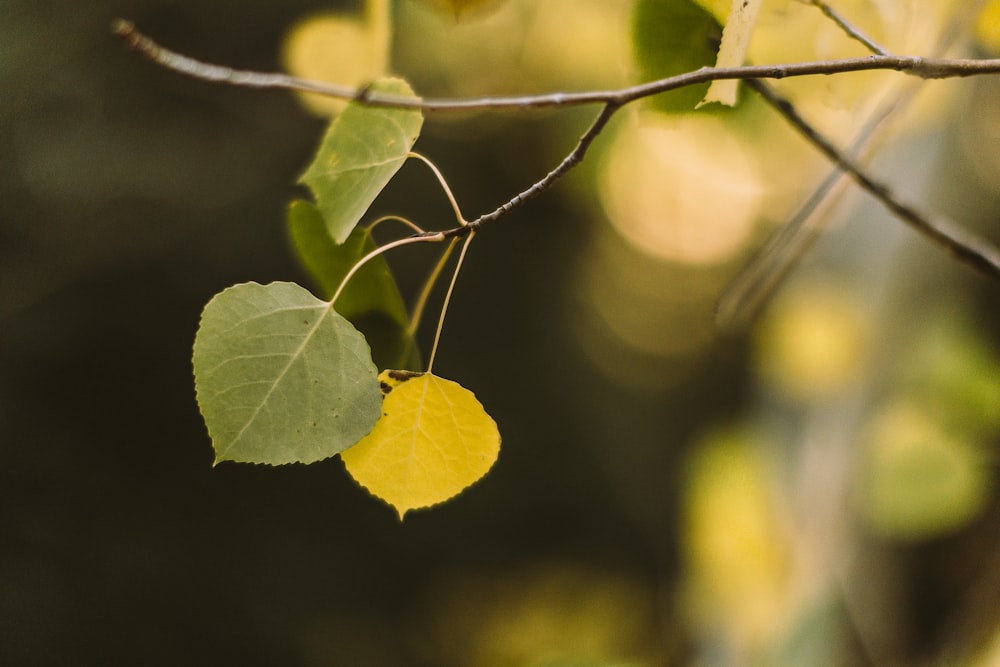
341,370,501,519
281,0,391,116
415,0,507,20
700,0,763,107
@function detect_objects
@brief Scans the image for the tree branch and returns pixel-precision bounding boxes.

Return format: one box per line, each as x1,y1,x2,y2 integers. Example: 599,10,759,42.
113,19,1000,112
801,0,889,56
113,18,1000,283
747,79,1000,280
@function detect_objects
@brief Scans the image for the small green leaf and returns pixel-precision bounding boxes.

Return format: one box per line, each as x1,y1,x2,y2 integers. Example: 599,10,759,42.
632,0,723,113
341,371,501,519
287,199,420,370
299,77,423,243
193,281,382,465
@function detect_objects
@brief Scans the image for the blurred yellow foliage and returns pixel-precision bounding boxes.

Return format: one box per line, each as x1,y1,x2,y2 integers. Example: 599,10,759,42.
281,0,390,115
396,0,630,97
977,0,1000,53
682,431,795,648
413,0,508,20
599,112,764,265
754,281,869,400
424,564,660,666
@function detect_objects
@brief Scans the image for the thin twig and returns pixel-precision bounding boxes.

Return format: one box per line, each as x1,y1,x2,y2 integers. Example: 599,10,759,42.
716,88,914,326
408,238,458,337
747,79,1000,280
467,102,620,230
801,0,889,55
114,18,1000,282
112,19,1000,112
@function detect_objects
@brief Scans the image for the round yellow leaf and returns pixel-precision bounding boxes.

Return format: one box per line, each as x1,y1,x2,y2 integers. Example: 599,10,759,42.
341,371,501,519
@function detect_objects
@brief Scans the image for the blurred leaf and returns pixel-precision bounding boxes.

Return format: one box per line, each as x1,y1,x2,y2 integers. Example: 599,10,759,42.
193,281,382,465
859,401,991,540
754,283,868,401
342,371,500,519
976,0,1000,54
682,429,791,644
299,77,423,243
632,0,722,113
281,4,391,116
415,0,508,20
896,317,1000,437
287,199,419,370
700,0,763,107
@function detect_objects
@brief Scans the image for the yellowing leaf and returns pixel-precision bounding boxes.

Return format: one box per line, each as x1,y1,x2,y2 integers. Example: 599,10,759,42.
341,371,500,519
415,0,508,20
281,0,391,115
700,0,763,107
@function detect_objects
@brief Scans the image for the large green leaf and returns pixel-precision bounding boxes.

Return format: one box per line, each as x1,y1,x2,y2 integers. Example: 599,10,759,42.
299,77,423,243
192,281,382,465
632,0,723,113
287,199,420,370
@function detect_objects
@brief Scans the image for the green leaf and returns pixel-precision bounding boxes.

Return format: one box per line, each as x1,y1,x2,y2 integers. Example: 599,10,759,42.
632,0,723,113
859,402,991,540
299,77,423,243
341,371,501,519
287,199,421,371
193,281,382,465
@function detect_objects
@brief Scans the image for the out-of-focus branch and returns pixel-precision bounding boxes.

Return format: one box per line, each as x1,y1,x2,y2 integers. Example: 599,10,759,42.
747,79,1000,281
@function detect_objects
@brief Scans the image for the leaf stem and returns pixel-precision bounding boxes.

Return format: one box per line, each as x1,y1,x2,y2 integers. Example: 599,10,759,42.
407,152,467,226
408,238,459,337
426,232,474,374
330,233,445,308
367,214,426,235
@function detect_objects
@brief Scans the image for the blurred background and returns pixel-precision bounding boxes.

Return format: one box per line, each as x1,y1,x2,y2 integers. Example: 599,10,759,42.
3,0,1000,664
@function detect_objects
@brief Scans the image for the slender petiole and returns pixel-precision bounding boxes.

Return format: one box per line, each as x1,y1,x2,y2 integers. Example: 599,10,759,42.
330,233,445,308
407,152,467,226
408,238,459,337
367,214,426,236
426,232,475,374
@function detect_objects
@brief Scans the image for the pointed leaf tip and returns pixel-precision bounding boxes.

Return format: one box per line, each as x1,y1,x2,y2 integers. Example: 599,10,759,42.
341,371,501,518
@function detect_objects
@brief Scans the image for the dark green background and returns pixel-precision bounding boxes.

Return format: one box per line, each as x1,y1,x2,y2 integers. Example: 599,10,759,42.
3,1,1000,665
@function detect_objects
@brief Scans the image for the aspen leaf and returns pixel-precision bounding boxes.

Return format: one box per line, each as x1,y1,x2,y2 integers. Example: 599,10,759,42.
341,371,501,519
632,0,721,112
193,281,382,465
700,0,763,107
299,78,423,244
287,199,420,370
